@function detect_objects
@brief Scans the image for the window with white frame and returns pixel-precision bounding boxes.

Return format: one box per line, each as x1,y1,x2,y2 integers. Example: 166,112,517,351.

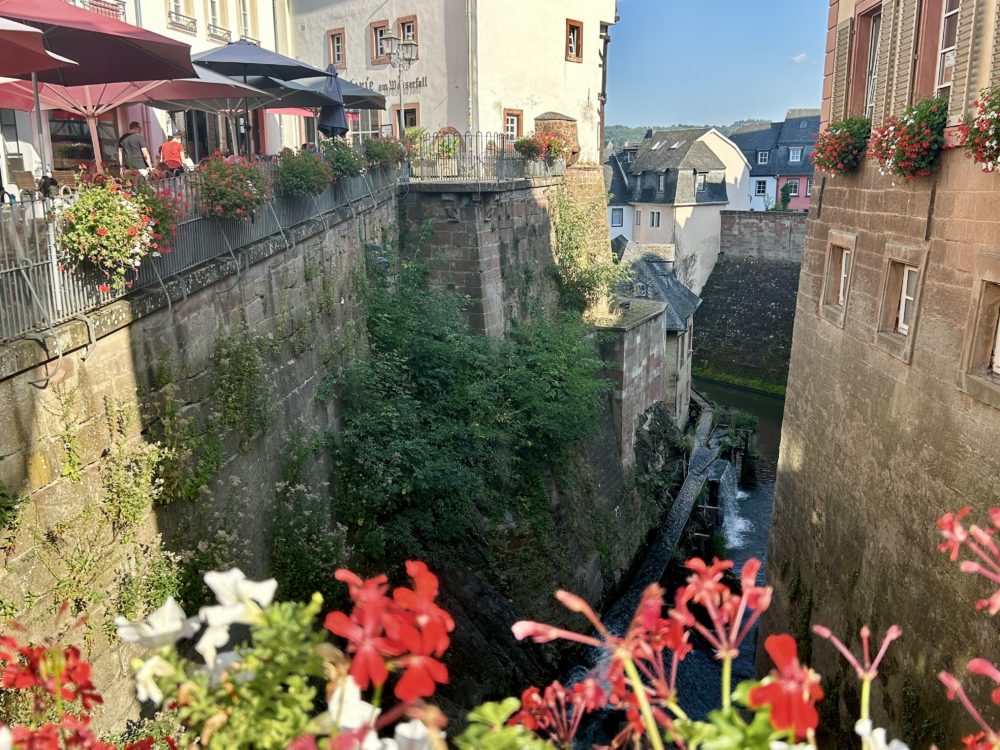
350,109,380,145
657,173,665,192
897,265,919,334
789,146,803,162
400,19,416,41
635,209,642,226
371,22,389,62
329,30,345,67
936,0,960,95
755,180,767,196
566,19,583,61
611,207,623,227
239,0,251,36
827,246,851,307
170,0,183,15
786,178,800,197
696,172,707,192
991,309,1000,375
650,210,661,228
806,178,814,197
757,151,769,165
865,12,882,119
208,0,221,26
503,109,522,141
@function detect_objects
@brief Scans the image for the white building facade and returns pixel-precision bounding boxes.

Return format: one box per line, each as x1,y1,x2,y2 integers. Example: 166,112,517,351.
289,0,617,164
1,0,300,190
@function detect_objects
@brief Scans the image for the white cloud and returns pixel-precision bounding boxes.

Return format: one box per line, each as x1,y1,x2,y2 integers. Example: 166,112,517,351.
791,53,808,64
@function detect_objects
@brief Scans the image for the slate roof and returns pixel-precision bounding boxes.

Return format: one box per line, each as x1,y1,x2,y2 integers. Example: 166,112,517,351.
605,154,632,205
730,122,781,177
630,128,723,174
617,240,702,330
730,109,820,178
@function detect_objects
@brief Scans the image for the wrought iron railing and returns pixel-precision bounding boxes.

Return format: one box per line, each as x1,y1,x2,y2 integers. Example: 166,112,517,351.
405,131,567,182
167,10,198,35
65,0,126,20
207,23,232,43
0,132,567,346
0,161,397,346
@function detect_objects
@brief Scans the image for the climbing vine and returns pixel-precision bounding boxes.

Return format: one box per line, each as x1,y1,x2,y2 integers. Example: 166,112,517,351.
211,331,274,450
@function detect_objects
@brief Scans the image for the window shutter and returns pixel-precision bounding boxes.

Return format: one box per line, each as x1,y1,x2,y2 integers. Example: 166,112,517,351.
872,0,898,125
891,0,920,111
991,3,1000,87
831,19,853,121
949,0,982,122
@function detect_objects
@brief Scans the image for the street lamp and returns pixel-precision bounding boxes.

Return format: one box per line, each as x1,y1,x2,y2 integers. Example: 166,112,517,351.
383,32,418,137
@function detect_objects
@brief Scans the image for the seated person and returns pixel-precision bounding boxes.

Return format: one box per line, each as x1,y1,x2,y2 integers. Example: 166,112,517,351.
159,132,187,171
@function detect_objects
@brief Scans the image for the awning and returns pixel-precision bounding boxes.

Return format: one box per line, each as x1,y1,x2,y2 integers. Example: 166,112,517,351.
267,107,315,118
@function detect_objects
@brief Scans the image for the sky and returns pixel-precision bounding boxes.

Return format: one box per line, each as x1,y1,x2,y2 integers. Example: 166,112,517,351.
605,0,829,126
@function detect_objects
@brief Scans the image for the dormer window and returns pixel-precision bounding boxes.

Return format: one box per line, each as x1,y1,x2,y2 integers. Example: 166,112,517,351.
658,173,665,191
670,140,685,149
757,151,769,165
790,146,803,163
696,172,707,192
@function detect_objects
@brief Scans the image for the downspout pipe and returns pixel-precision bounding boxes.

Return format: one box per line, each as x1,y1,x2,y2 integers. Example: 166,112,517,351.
467,0,474,132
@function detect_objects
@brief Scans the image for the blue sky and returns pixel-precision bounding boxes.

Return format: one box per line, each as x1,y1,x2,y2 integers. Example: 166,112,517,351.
605,1,828,126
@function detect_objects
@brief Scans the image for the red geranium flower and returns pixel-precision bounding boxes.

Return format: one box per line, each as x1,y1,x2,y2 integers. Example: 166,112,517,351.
749,634,824,739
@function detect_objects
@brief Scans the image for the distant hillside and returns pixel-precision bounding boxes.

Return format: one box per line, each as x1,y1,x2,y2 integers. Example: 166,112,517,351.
606,119,769,146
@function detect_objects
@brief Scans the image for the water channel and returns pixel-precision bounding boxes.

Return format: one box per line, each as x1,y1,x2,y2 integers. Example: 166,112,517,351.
570,378,785,745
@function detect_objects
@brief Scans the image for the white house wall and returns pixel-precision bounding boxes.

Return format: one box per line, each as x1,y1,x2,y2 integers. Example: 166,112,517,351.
698,129,751,210
472,0,615,163
608,204,632,241
748,176,777,211
673,203,724,295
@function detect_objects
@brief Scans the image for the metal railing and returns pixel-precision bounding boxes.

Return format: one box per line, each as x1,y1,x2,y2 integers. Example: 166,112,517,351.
65,0,126,19
0,162,397,346
405,131,567,183
207,23,232,43
167,10,198,35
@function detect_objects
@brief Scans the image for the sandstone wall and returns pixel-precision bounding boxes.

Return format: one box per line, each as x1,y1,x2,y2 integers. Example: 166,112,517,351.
762,155,1000,748
721,210,806,261
0,189,397,728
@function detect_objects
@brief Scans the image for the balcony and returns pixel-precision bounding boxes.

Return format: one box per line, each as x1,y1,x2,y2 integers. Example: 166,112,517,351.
167,10,198,35
207,23,232,43
65,0,126,20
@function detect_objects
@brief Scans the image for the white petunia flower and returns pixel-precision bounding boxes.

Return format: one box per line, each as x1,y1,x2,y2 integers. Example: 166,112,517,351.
329,675,380,730
204,568,277,622
133,655,175,705
0,725,12,750
855,719,910,750
116,597,199,649
394,719,440,750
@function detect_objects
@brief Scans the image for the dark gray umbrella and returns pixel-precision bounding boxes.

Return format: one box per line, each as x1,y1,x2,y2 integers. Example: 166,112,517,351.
317,64,347,137
276,74,385,111
243,76,340,108
193,39,330,155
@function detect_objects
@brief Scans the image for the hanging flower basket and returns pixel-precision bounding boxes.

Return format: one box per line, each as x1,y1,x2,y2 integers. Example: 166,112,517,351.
867,97,948,180
813,116,871,175
195,157,269,221
958,86,1000,172
56,178,156,295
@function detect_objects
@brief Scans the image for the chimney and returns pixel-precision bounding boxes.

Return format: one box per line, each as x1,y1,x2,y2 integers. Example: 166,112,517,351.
644,129,653,140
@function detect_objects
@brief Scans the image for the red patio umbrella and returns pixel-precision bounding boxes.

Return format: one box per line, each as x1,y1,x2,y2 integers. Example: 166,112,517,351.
0,0,194,86
0,17,76,77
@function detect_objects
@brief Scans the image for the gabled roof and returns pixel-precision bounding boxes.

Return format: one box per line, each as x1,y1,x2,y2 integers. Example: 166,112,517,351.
630,128,723,174
617,240,702,330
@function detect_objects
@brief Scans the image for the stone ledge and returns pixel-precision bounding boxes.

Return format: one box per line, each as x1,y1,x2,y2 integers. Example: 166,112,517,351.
402,177,563,193
0,189,395,381
595,299,667,332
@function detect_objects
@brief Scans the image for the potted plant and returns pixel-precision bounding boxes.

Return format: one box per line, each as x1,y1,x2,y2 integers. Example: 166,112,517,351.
867,97,947,180
194,156,269,221
56,177,156,295
959,86,1000,172
813,116,871,176
320,136,366,179
363,138,408,171
273,148,332,197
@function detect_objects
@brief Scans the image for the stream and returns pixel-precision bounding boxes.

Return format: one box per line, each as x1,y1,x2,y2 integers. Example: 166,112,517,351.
569,379,785,746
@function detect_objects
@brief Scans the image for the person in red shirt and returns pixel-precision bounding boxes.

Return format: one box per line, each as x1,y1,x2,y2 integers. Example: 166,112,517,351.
159,133,187,171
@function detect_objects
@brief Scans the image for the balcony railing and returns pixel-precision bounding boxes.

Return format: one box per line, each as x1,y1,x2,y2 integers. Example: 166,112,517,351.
240,34,260,44
207,23,232,43
167,10,198,35
65,0,126,20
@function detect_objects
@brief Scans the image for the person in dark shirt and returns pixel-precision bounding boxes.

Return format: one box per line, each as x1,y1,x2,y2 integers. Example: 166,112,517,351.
117,121,151,175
